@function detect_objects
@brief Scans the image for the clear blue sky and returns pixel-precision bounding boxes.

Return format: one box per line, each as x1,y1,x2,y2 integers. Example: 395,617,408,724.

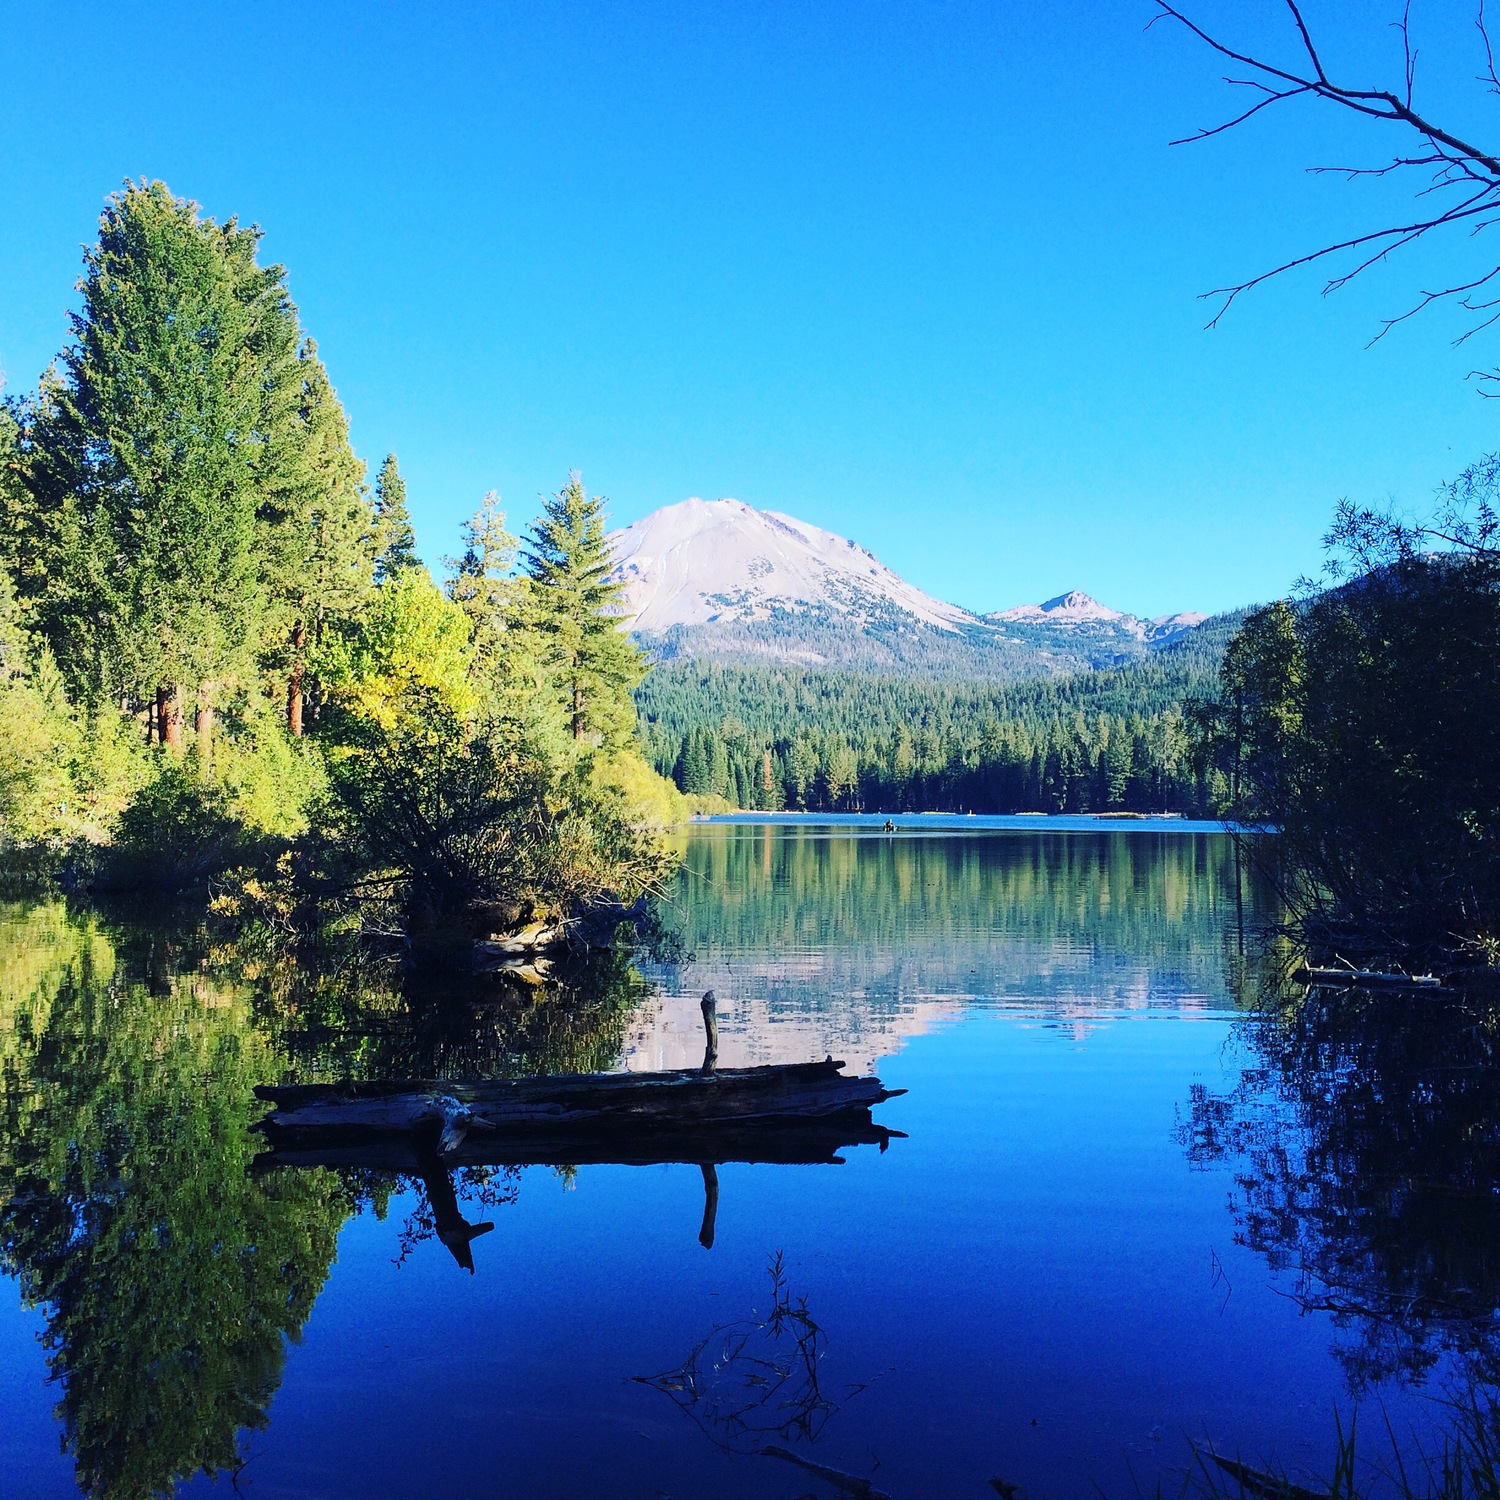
1,1,1493,617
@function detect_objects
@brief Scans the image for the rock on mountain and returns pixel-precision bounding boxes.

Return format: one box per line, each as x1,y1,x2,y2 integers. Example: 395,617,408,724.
609,497,1207,679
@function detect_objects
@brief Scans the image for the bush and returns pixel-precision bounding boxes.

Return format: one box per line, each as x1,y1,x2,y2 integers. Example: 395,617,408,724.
319,690,676,942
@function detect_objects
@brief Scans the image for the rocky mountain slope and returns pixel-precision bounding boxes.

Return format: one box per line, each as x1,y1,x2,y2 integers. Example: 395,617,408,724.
609,498,1208,679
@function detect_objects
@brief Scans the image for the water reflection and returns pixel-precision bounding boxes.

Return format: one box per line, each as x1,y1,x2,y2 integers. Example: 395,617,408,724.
1184,981,1500,1392
17,828,1494,1499
268,941,654,1082
0,898,685,1493
0,902,347,1500
636,826,1279,1070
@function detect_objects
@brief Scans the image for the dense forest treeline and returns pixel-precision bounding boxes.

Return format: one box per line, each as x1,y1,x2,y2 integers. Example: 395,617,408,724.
636,611,1246,814
0,181,677,938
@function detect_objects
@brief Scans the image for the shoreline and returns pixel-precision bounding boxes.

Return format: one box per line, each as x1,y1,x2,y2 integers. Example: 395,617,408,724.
690,811,1267,834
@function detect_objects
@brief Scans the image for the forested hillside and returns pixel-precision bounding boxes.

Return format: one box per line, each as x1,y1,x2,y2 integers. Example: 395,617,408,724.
636,610,1247,814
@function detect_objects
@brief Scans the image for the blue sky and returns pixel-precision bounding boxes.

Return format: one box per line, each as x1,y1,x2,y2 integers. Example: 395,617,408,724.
1,1,1494,617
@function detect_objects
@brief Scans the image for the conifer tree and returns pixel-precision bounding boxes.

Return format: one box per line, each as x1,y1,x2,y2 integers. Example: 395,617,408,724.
373,455,418,582
259,341,376,735
443,489,576,747
520,474,643,747
25,182,301,748
446,491,521,689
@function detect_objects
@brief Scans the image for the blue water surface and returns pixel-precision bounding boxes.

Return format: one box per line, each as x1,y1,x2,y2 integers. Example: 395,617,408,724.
0,826,1465,1499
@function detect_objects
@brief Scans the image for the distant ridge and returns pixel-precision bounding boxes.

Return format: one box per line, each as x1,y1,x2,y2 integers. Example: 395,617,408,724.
610,497,1211,681
990,590,1208,646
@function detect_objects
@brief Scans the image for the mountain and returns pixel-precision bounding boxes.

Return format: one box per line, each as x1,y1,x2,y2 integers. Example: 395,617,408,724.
610,497,1209,680
990,590,1208,646
610,497,969,634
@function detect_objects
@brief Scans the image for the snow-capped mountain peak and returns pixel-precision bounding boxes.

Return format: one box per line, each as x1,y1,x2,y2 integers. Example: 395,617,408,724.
609,497,972,634
607,497,1208,676
991,591,1207,646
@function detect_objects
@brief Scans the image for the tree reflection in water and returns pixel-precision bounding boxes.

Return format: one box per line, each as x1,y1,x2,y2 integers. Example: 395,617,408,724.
1184,982,1500,1392
0,897,662,1495
0,901,349,1500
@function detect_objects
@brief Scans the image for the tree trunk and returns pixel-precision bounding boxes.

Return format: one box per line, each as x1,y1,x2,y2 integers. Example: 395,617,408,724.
572,680,584,741
288,620,306,737
195,683,215,761
158,686,184,754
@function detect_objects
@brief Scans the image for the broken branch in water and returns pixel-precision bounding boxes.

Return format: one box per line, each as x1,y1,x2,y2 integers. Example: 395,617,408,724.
761,1445,893,1500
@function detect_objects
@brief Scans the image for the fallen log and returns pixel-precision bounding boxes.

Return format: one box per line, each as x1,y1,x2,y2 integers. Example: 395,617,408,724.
251,1070,904,1265
1294,965,1442,991
253,1058,904,1155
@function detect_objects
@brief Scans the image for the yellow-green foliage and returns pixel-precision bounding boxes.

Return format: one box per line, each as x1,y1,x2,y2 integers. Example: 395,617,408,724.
318,568,475,734
204,702,327,840
0,644,150,855
593,747,693,827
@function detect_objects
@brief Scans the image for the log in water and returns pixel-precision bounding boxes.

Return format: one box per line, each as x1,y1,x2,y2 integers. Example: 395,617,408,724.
253,1058,904,1157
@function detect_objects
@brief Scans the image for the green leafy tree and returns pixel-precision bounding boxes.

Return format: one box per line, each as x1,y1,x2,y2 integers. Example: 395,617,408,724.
319,566,476,737
521,474,644,747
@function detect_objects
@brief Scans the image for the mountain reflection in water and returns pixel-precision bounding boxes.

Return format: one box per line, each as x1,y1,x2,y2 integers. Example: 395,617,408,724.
2,827,1498,1498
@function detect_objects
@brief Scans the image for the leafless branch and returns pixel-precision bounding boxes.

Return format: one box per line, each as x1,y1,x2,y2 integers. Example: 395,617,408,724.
1370,264,1500,343
1156,1,1500,348
1479,0,1500,94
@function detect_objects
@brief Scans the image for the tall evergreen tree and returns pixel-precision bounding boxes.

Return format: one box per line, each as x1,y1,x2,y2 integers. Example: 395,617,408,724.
442,488,575,745
521,474,643,747
259,340,376,736
373,454,417,583
23,181,301,749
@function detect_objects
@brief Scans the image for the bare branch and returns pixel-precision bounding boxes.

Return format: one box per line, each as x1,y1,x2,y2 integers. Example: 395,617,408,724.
1284,0,1330,80
1202,193,1499,327
1169,83,1312,146
1396,0,1417,109
1479,0,1500,94
1156,2,1500,350
1369,266,1500,344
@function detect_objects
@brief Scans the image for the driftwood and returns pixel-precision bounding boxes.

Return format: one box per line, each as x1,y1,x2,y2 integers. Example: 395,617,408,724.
1294,965,1442,992
254,997,904,1265
253,1059,901,1152
252,1066,902,1266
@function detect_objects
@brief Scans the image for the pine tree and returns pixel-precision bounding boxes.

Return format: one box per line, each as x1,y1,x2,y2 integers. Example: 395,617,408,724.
373,454,418,582
520,473,644,747
678,731,710,795
259,340,376,736
445,490,522,694
25,181,299,748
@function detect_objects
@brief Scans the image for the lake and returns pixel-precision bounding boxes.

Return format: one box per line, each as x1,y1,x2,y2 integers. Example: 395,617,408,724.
1,822,1491,1499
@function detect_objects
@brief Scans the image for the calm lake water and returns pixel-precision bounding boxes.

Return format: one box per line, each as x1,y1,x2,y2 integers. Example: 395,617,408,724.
1,823,1493,1499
